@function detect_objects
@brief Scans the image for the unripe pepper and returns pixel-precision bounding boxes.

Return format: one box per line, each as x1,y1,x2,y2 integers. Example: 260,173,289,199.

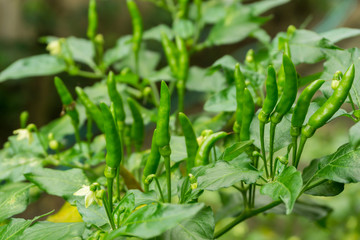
127,98,144,151
87,0,98,41
240,88,255,141
194,131,228,166
258,66,278,123
179,112,198,172
233,63,246,137
107,71,126,131
142,129,161,186
126,0,143,60
156,81,171,151
161,33,178,78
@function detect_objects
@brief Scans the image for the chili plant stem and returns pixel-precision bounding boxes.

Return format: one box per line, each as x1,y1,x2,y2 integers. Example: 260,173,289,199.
107,178,114,212
348,92,357,111
154,177,165,203
259,121,269,178
269,122,276,178
292,136,297,167
164,155,171,203
102,195,116,230
72,121,82,152
294,136,307,168
214,200,282,238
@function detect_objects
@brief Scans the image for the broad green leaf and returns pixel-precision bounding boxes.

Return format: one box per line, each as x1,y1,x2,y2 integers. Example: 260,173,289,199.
66,37,96,69
114,193,135,224
194,159,261,191
177,177,203,204
25,168,89,203
208,55,238,72
302,159,344,197
170,136,187,163
21,222,85,240
200,1,226,24
106,203,204,239
147,66,176,82
162,207,214,240
75,200,108,227
306,143,360,183
186,66,227,92
349,121,360,149
0,183,32,221
103,35,132,67
0,156,43,182
261,166,302,214
204,85,235,112
173,19,194,39
250,111,292,152
0,54,66,82
0,218,32,240
219,140,254,161
249,0,289,15
320,28,360,44
127,189,158,207
192,112,233,135
143,24,173,41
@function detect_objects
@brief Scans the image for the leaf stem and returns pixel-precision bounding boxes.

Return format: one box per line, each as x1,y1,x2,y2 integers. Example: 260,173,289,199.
154,177,165,203
294,136,307,168
292,136,297,167
164,155,172,203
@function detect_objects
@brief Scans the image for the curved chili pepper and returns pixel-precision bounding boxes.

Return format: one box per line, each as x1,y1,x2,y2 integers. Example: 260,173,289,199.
179,112,199,173
194,131,228,166
127,98,144,151
176,36,189,113
234,63,246,138
126,0,143,63
142,129,161,188
161,32,178,78
107,72,126,131
240,88,255,141
258,66,278,123
87,0,98,41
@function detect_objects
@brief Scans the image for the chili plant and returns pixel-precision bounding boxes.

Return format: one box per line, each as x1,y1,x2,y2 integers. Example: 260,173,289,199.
1,0,360,239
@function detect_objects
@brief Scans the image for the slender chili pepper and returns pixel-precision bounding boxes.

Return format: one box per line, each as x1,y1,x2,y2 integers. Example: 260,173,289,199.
234,63,246,138
178,112,199,173
177,0,189,19
258,66,278,123
126,0,143,73
107,71,126,132
295,64,355,168
75,87,104,132
127,98,144,151
54,77,74,106
277,40,291,95
240,88,255,141
156,81,172,202
194,131,228,166
142,129,161,191
258,66,277,178
87,0,98,41
176,36,189,113
161,32,178,78
20,111,29,129
290,79,324,166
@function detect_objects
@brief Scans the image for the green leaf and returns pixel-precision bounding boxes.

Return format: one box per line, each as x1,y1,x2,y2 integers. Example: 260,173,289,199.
75,200,108,227
204,85,235,112
25,168,89,203
306,143,360,183
194,159,261,191
173,19,194,39
21,222,85,240
127,190,158,207
0,156,43,182
0,218,32,240
261,166,302,214
103,35,132,67
147,66,176,82
0,183,32,221
249,0,289,15
186,67,227,92
219,140,254,161
106,203,204,239
349,121,360,149
143,24,173,41
66,37,96,69
162,207,214,240
251,111,292,152
208,55,238,72
0,54,66,82
320,28,360,44
302,159,344,197
170,136,187,163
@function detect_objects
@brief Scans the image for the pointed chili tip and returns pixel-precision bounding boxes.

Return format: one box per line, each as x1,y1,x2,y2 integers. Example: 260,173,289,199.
267,65,276,76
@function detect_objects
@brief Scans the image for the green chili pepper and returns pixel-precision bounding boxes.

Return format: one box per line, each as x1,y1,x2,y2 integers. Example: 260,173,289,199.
75,87,104,133
290,79,325,137
54,77,74,106
194,131,228,166
258,66,278,123
331,71,343,90
240,88,255,141
126,0,143,70
20,111,29,129
271,54,298,124
234,63,246,137
179,112,199,172
127,98,144,151
107,72,126,131
156,81,171,150
161,32,178,78
177,0,189,19
87,0,98,41
142,129,161,188
176,36,189,113
303,65,355,138
100,102,122,175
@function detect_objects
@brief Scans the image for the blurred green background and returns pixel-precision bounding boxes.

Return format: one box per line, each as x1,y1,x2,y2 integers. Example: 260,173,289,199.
1,0,360,239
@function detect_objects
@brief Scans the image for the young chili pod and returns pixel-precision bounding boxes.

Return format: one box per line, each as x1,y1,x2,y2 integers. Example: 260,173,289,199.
258,66,278,123
75,87,104,132
234,63,246,133
107,71,126,129
302,64,355,138
156,81,171,151
179,112,199,172
240,88,255,141
87,0,98,41
142,129,161,184
126,0,143,57
100,102,122,174
55,77,79,125
290,79,325,137
161,32,178,78
177,0,189,19
127,98,144,150
194,131,228,166
271,54,298,124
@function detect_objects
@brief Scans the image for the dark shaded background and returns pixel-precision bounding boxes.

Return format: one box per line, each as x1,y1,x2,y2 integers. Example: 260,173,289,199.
1,0,360,146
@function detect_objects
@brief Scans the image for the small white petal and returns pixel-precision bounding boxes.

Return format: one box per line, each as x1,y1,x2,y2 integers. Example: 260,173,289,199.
73,185,90,196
